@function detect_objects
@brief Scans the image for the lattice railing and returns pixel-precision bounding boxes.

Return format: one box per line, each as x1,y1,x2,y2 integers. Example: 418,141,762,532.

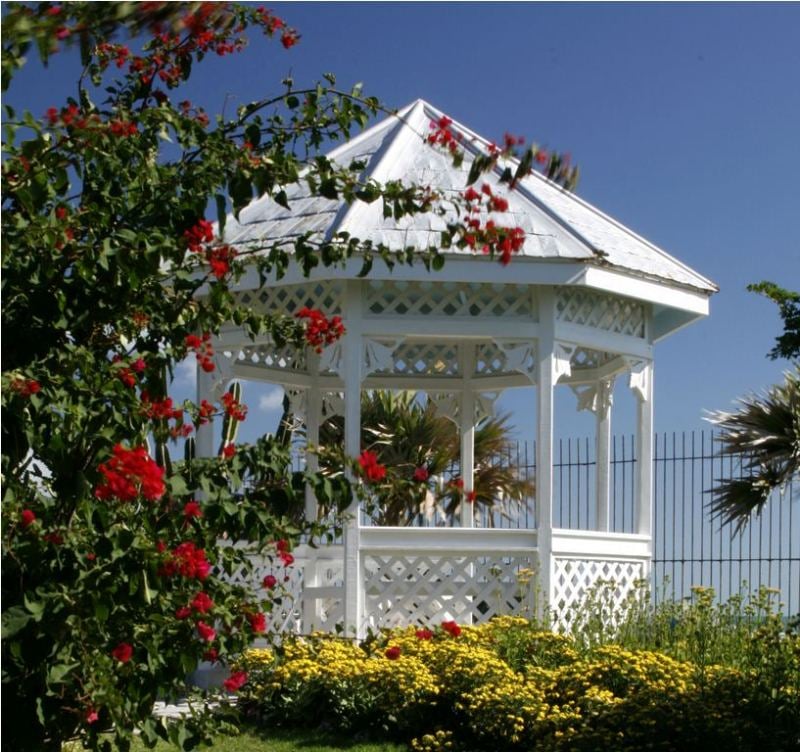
556,289,645,338
237,343,307,373
368,341,461,377
362,553,538,629
551,557,646,629
222,547,344,635
234,281,342,316
365,280,536,318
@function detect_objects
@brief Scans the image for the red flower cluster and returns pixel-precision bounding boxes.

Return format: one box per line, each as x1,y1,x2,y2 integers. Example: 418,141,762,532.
108,119,138,138
441,620,462,637
94,444,166,502
140,392,183,421
184,219,214,253
185,332,215,372
191,592,214,614
223,670,248,693
358,450,386,483
294,307,345,354
9,377,41,397
196,620,216,642
208,244,237,279
413,466,429,483
221,391,247,422
220,443,236,459
280,30,299,48
159,541,211,580
20,509,36,528
111,642,133,663
263,574,277,589
384,645,402,660
85,708,100,725
247,612,267,633
197,399,215,425
415,628,434,640
96,42,131,69
276,539,294,567
427,116,462,157
183,500,203,520
466,490,477,503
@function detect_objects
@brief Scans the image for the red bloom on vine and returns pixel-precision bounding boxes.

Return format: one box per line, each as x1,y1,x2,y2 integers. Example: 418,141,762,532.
221,443,235,459
183,500,203,520
263,574,277,589
413,467,429,483
416,628,434,640
196,621,216,642
94,444,166,502
111,642,133,663
183,219,214,253
185,332,215,372
247,612,267,633
280,30,299,49
191,592,214,614
358,450,386,483
85,708,99,725
221,391,247,421
466,490,477,503
9,377,41,397
295,308,346,353
223,670,247,692
442,620,462,637
20,509,36,527
159,542,211,580
175,606,192,620
384,645,402,660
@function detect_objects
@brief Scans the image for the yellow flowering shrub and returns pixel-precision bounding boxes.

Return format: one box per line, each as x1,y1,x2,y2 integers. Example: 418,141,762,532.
235,617,799,752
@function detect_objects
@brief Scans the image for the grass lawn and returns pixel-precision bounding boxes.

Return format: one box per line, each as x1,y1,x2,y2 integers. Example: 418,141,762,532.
127,727,406,752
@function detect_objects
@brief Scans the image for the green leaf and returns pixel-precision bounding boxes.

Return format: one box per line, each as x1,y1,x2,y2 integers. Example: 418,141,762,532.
1,606,31,637
215,194,227,236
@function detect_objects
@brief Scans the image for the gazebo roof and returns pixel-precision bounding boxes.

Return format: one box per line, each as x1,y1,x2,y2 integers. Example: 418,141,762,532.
224,98,717,296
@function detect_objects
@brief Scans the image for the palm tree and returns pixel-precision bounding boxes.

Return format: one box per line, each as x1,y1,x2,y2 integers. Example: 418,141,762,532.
317,390,534,526
707,367,800,530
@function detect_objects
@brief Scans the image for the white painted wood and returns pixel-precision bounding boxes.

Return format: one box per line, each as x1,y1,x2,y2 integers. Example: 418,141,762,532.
460,344,476,529
196,362,215,459
634,360,654,537
360,526,538,553
536,287,557,619
342,280,364,638
304,383,321,523
555,322,653,359
551,528,651,559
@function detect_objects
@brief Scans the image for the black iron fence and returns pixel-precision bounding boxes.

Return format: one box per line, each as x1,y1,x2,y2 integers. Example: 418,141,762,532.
483,431,798,616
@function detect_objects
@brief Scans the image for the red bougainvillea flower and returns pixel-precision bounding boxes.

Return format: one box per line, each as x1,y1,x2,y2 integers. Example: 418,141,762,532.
183,218,214,253
223,670,248,693
175,606,192,620
247,612,267,633
279,551,294,567
221,390,247,421
441,620,462,637
111,642,133,663
466,490,477,503
159,542,211,580
85,708,99,725
384,646,402,660
413,467,429,483
415,628,434,640
295,308,346,353
263,574,278,589
207,244,237,279
280,30,299,48
94,444,165,502
191,592,214,614
185,332,215,372
20,509,36,528
221,443,235,459
203,648,219,662
358,450,386,483
183,500,203,520
196,621,216,642
9,377,41,397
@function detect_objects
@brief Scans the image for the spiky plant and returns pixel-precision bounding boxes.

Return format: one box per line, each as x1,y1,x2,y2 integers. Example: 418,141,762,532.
707,367,800,530
318,390,534,525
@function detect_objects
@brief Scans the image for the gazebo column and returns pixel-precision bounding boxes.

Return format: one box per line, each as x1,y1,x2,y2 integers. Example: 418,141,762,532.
459,344,476,529
342,281,364,638
630,360,654,537
196,362,216,459
304,367,322,523
595,379,614,532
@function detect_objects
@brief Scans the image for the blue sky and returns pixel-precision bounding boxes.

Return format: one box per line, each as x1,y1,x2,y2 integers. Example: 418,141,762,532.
7,2,799,446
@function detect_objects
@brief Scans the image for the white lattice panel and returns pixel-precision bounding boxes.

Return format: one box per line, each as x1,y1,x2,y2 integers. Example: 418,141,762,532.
551,558,645,628
234,281,342,316
362,554,538,629
556,289,645,338
570,346,616,371
365,281,536,318
369,341,460,377
223,553,344,635
238,343,307,373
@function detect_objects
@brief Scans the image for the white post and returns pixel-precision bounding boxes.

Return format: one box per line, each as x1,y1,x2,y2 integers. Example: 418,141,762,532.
196,363,216,459
536,288,557,623
459,344,476,529
305,379,321,523
595,379,613,533
342,281,364,638
631,361,654,537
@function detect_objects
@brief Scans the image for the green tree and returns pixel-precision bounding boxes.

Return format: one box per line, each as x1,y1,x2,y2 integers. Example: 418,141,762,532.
708,283,800,529
1,4,572,749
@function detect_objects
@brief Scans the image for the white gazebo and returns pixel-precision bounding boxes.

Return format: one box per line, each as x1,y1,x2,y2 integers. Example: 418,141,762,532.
201,99,716,636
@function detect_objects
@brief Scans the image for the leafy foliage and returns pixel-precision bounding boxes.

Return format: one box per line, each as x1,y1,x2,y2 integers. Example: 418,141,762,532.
748,281,800,362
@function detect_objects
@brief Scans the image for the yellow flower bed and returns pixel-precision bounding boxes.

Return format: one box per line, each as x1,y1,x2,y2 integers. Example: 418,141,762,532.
233,618,800,752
